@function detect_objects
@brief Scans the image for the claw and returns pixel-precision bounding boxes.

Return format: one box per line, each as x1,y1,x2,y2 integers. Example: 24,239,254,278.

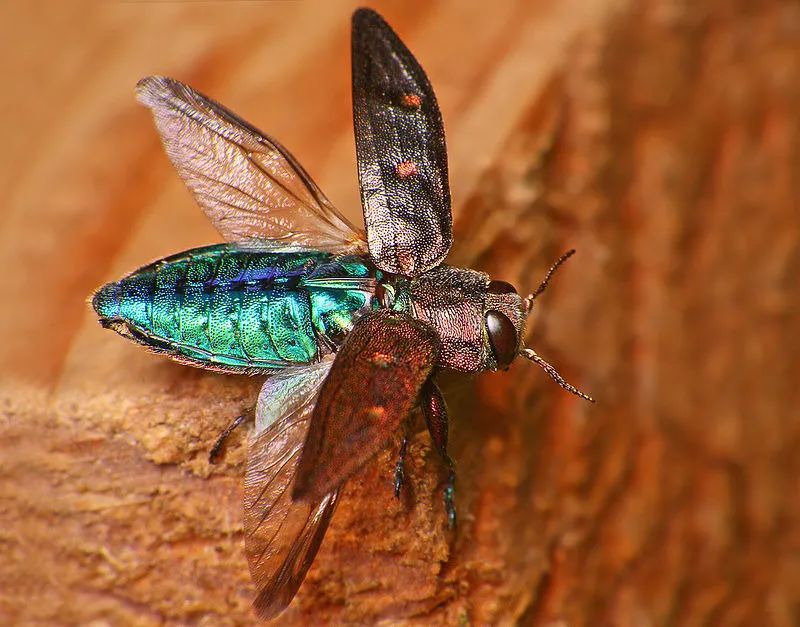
208,414,248,464
394,435,409,498
444,470,456,529
394,460,405,498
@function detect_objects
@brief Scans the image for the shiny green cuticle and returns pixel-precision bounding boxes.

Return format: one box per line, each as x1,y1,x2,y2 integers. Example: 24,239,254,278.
93,245,377,371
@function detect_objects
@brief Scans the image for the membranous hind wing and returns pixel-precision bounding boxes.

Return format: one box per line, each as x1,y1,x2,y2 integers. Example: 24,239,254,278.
352,9,453,277
137,76,364,253
244,359,339,619
293,310,440,501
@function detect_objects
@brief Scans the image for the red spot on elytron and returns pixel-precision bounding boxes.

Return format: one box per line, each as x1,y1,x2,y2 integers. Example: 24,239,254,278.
396,161,418,178
366,406,386,420
401,93,421,108
370,352,396,368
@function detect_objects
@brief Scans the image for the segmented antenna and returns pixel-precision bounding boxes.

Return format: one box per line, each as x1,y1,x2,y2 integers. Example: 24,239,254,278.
524,249,576,312
520,249,594,402
521,348,595,402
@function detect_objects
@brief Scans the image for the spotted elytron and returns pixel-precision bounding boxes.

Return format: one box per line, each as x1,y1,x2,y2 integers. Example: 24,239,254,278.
92,8,593,619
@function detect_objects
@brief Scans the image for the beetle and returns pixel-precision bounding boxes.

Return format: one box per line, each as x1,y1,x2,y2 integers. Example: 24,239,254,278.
91,8,593,619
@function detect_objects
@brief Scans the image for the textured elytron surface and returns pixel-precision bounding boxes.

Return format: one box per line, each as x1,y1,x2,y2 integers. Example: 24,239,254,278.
93,245,376,370
351,10,452,278
293,310,440,501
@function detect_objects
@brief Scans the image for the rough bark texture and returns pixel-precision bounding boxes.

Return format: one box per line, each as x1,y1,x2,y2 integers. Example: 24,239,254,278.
2,1,799,625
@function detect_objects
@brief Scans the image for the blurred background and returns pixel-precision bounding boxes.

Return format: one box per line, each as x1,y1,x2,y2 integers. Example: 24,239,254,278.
1,1,798,625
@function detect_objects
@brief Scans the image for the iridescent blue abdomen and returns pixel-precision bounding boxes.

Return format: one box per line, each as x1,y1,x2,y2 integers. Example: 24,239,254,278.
92,245,377,372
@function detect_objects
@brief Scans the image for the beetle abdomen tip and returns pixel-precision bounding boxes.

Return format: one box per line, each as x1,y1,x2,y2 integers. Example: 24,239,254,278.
92,281,122,321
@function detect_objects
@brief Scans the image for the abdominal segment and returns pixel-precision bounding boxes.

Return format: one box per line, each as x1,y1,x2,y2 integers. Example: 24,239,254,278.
94,245,377,372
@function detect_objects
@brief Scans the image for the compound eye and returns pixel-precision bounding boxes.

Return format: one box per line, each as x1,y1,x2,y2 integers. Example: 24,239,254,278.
485,310,518,368
488,280,517,295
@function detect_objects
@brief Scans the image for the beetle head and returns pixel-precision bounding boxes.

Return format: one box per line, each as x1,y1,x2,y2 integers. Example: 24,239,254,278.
409,251,594,402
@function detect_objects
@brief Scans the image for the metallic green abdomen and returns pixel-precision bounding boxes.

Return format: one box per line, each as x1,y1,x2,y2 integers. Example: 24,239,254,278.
93,245,376,371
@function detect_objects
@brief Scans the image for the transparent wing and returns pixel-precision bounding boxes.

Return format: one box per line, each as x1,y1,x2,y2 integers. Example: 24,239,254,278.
244,358,339,620
137,76,365,253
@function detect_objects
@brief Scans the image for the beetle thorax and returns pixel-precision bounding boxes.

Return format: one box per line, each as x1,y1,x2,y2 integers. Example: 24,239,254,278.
403,266,525,372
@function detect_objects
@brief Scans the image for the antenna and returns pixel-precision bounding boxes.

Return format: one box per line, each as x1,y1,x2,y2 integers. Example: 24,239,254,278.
521,249,594,402
521,348,595,403
524,249,576,313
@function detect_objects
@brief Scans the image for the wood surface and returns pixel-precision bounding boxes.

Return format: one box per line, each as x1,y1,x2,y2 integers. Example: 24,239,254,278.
2,0,799,625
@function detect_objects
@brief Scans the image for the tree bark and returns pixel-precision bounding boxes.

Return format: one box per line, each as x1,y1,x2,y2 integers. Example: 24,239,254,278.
2,1,799,625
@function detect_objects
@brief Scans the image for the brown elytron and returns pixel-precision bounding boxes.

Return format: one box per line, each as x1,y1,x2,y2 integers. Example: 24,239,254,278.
293,310,440,502
352,8,452,278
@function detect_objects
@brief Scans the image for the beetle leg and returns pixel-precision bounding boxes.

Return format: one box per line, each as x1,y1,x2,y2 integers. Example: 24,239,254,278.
422,379,457,528
394,430,409,498
208,413,251,464
443,470,456,529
